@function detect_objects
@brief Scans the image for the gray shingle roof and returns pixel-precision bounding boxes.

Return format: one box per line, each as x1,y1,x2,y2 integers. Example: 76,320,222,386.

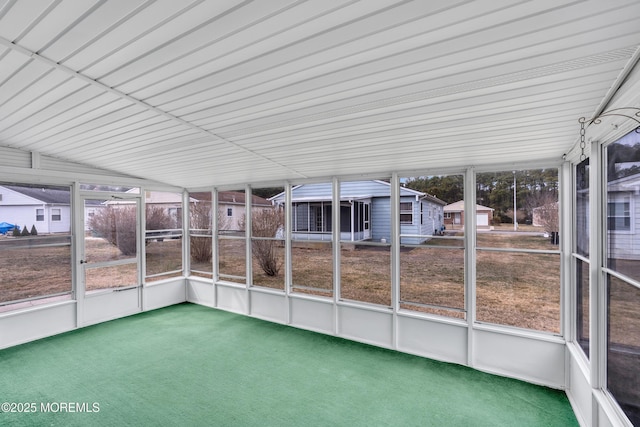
4,185,70,204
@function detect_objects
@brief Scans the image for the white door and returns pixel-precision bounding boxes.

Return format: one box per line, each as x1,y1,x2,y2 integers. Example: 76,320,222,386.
80,196,141,324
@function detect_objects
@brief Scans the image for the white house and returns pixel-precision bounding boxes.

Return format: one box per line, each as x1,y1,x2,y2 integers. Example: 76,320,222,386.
0,185,71,234
270,180,446,244
188,191,274,232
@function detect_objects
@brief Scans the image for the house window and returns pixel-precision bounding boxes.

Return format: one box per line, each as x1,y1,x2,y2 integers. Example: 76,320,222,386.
400,202,413,224
52,208,61,221
444,212,451,219
227,207,233,217
607,197,631,231
36,209,44,221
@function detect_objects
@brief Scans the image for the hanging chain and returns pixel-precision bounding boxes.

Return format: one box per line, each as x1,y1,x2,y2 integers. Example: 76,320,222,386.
578,117,587,162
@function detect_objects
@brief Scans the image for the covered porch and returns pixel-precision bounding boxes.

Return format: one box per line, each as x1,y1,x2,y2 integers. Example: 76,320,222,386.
292,198,371,242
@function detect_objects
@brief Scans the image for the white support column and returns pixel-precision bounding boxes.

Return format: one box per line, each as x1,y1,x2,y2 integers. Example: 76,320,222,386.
589,139,606,425
245,184,252,315
560,161,573,341
465,168,477,367
212,189,219,307
182,190,190,301
138,191,145,311
332,177,340,335
285,182,292,324
391,173,400,350
72,182,84,327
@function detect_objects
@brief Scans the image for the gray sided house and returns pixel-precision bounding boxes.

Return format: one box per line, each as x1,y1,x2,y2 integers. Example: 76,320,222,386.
607,173,640,260
270,180,446,244
0,185,71,234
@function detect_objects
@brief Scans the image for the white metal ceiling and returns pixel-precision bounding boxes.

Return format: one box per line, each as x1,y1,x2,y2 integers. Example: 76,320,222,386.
1,0,639,188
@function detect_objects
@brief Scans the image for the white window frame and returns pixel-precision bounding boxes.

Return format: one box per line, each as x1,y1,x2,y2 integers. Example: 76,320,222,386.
400,202,413,225
607,193,633,234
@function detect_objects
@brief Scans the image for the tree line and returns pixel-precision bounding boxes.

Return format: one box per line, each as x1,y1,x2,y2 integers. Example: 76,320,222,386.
403,169,558,225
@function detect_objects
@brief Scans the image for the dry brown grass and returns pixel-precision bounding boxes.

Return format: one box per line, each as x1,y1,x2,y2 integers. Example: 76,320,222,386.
4,231,638,341
0,240,71,302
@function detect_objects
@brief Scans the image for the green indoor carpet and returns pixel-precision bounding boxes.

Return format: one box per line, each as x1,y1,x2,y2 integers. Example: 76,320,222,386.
0,303,578,426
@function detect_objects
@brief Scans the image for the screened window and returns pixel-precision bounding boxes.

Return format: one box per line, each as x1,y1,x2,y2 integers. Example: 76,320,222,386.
218,190,246,284
605,130,640,425
250,187,284,290
476,169,560,334
399,174,464,318
574,158,590,358
189,192,212,279
340,180,390,306
36,209,44,221
284,182,334,297
144,191,183,282
400,202,413,224
0,183,72,311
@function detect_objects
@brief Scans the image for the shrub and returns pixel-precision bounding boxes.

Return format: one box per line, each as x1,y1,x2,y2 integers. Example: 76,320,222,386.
90,205,177,255
30,225,38,235
12,226,20,237
21,225,30,236
189,202,212,263
251,208,284,277
146,205,172,231
89,206,137,255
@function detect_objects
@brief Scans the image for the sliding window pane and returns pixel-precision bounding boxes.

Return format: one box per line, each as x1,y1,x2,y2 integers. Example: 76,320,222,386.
606,131,640,282
476,251,560,333
339,180,391,306
218,239,246,284
145,191,183,282
607,275,640,426
218,189,246,284
250,187,284,290
400,246,465,319
341,244,391,306
476,169,559,249
0,238,72,307
576,258,590,357
292,241,333,297
399,174,464,318
576,159,589,256
189,192,212,278
0,184,72,311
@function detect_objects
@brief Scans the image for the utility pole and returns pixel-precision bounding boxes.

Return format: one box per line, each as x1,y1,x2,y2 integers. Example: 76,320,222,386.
513,171,518,231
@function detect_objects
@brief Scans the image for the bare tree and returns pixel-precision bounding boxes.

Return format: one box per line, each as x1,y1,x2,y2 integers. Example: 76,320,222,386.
89,206,137,255
189,202,212,263
525,192,559,234
146,205,172,231
89,205,172,256
250,208,284,277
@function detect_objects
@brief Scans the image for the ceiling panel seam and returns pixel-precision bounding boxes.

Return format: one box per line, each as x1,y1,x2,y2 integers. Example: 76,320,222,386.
0,34,309,179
